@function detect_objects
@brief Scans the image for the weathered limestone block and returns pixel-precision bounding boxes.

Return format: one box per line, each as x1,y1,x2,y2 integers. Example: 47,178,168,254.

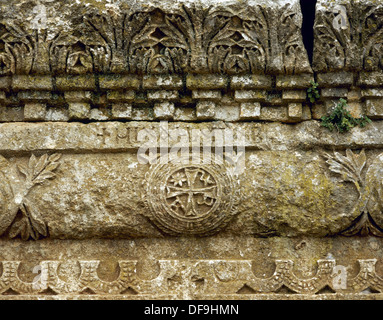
214,104,240,121
0,237,381,298
282,90,307,102
111,103,133,120
234,90,267,102
148,90,179,101
45,106,70,122
23,103,47,121
153,102,175,119
106,91,135,103
143,75,183,90
56,75,96,91
12,76,53,91
99,75,141,91
192,90,222,101
231,75,273,89
317,72,354,88
358,71,383,87
366,99,383,118
239,102,261,120
196,101,216,119
321,88,349,98
0,121,382,240
68,103,91,120
287,103,303,119
276,74,314,89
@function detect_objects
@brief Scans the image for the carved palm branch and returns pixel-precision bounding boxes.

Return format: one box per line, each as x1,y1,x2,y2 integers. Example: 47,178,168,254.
18,153,61,191
0,155,18,236
325,149,383,237
324,149,366,194
3,153,63,240
8,199,48,240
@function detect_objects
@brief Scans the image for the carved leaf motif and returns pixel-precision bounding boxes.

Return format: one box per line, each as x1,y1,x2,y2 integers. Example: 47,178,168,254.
8,201,47,241
18,153,61,188
0,156,18,236
313,3,383,72
5,153,62,240
84,13,126,72
127,9,189,74
0,23,35,75
324,149,366,193
355,153,383,236
314,12,347,71
8,215,33,241
324,150,383,237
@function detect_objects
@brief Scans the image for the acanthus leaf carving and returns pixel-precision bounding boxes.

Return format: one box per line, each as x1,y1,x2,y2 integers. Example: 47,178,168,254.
314,1,383,72
0,1,311,75
84,13,127,73
279,4,312,74
128,8,188,74
0,23,34,75
314,8,349,72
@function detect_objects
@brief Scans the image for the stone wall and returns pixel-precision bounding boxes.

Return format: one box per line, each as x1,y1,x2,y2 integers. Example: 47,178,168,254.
0,0,383,300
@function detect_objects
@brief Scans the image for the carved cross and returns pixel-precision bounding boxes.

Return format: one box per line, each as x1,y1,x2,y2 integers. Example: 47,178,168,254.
166,168,217,217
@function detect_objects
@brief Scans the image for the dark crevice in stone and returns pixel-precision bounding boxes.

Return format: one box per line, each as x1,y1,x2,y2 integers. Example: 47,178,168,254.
236,284,257,294
2,288,20,295
300,0,317,64
120,287,139,295
316,285,336,294
39,287,58,295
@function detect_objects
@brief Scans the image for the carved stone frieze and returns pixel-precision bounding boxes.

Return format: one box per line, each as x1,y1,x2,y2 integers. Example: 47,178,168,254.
3,122,383,239
0,258,382,297
0,0,311,76
1,0,383,301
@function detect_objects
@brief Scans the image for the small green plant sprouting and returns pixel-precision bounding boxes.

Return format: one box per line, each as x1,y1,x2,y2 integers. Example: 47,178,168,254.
307,81,320,103
320,98,372,133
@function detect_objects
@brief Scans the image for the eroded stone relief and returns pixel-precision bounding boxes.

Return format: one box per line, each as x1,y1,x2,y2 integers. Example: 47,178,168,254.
1,258,383,297
0,1,311,76
0,0,383,300
0,153,61,240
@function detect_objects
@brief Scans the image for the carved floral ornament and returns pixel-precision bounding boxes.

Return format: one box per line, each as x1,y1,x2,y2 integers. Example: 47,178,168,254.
314,1,383,72
2,150,383,239
0,2,311,75
0,153,61,240
324,149,383,237
0,258,381,295
142,154,241,236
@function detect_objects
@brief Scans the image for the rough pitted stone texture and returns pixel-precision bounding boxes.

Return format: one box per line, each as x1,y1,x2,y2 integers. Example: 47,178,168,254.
0,0,383,301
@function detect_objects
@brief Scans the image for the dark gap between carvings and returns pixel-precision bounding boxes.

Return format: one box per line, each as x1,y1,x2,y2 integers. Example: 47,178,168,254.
300,0,317,64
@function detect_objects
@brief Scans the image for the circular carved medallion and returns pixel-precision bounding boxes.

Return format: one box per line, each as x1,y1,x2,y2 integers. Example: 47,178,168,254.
143,158,239,236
